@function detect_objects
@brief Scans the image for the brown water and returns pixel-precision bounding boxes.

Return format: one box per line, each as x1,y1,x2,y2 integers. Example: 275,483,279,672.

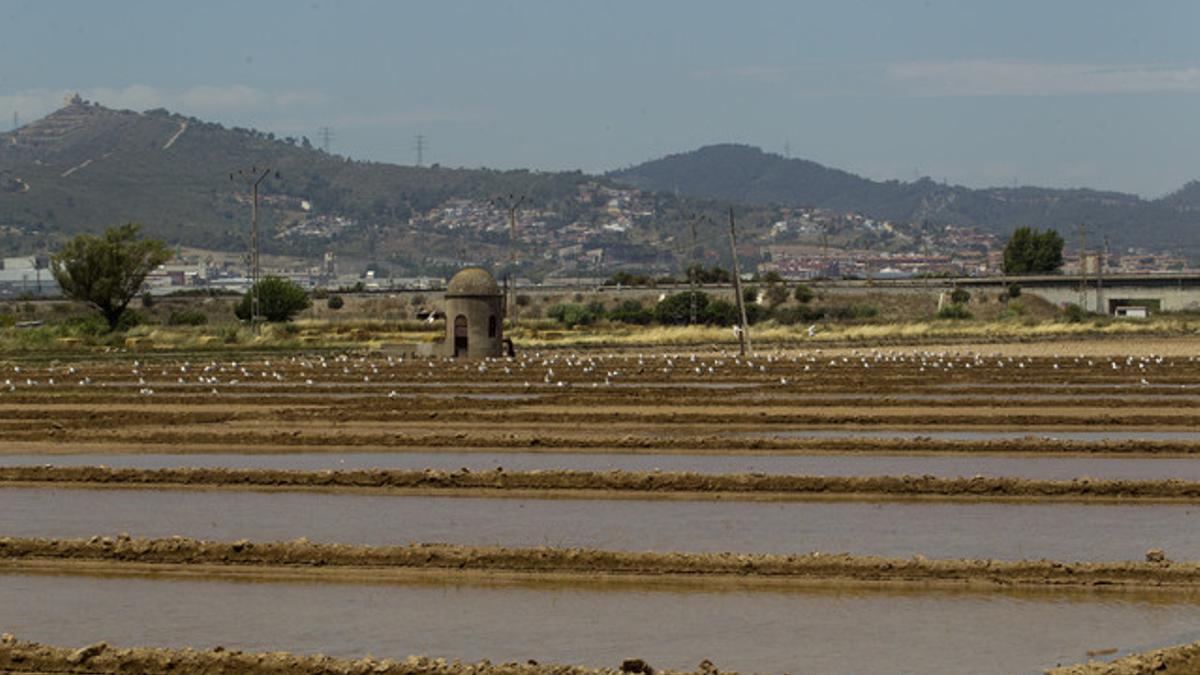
4,487,1198,561
7,452,1200,481
2,571,1198,674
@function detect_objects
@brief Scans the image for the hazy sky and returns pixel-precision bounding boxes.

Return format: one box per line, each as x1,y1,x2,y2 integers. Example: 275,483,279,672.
2,0,1198,196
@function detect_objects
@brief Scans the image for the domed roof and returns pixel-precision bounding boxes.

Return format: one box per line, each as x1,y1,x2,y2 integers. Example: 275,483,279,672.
446,267,501,296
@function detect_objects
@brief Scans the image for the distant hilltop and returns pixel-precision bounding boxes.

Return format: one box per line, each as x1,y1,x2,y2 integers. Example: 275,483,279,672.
1,102,1198,272
610,143,1200,249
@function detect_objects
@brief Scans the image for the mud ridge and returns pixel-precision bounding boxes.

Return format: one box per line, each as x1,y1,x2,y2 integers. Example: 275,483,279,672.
1,536,1197,588
0,634,713,675
7,466,1200,501
1048,639,1200,674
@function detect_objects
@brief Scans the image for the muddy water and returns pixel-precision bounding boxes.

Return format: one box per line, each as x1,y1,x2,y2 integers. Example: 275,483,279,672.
753,429,1200,442
7,452,1200,481
4,488,1198,561
2,572,1199,674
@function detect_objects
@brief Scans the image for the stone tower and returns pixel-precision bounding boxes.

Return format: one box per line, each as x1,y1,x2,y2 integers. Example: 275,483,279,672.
443,268,505,358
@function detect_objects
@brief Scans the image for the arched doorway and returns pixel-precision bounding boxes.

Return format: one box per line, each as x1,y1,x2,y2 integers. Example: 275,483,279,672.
454,315,469,357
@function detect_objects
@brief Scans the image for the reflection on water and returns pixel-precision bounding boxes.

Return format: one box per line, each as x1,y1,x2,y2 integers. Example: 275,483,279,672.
3,487,1198,561
1,572,1198,674
5,451,1200,481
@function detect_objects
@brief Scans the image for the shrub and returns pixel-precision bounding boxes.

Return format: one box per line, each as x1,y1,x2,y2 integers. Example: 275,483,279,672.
410,294,426,307
140,292,155,308
742,286,759,306
115,309,145,331
773,305,825,325
793,284,814,304
63,315,110,336
1062,303,1088,323
0,314,15,328
827,304,879,321
234,276,311,323
654,291,709,325
703,299,740,326
949,288,971,305
547,303,597,328
166,309,208,326
764,284,790,308
937,303,972,320
1007,284,1022,299
515,294,531,307
326,295,345,310
607,300,653,325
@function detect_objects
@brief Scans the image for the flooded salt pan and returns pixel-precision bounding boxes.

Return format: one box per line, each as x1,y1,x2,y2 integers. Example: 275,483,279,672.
3,487,1198,561
6,451,1200,481
1,572,1198,674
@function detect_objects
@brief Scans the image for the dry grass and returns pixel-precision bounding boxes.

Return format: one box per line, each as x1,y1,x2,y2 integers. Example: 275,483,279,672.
518,316,1197,349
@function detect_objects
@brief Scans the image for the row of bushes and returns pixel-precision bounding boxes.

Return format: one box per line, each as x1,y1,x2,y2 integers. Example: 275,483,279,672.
544,291,881,329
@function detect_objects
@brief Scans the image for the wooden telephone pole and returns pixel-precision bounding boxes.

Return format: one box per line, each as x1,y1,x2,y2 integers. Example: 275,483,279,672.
232,166,273,331
728,207,751,356
1077,223,1087,310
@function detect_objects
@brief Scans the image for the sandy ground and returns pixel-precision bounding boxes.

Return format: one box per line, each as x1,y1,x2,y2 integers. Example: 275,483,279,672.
1,536,1196,591
0,634,695,675
6,466,1200,503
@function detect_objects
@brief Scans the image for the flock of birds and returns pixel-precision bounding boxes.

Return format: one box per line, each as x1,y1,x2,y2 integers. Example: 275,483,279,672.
0,349,1188,395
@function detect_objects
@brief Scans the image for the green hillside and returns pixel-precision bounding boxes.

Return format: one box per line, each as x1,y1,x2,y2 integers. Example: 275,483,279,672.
0,100,599,267
609,144,1200,249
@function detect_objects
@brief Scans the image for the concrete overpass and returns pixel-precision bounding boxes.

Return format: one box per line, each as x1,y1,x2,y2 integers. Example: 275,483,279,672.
812,274,1200,314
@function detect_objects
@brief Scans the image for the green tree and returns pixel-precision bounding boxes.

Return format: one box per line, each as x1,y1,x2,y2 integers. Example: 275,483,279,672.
235,276,311,322
546,302,597,328
1003,227,1065,274
326,295,344,310
655,291,710,325
50,223,172,330
606,299,653,325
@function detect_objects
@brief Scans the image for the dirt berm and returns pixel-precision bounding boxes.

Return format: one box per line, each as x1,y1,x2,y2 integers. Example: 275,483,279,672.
2,536,1197,589
1047,639,1200,674
7,466,1200,502
0,634,717,675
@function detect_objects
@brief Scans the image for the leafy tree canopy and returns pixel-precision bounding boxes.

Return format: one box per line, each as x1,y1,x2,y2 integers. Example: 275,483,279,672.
1003,226,1064,275
235,276,311,322
50,222,172,330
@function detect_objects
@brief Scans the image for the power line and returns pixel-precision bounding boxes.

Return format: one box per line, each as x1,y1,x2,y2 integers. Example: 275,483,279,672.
230,166,274,332
318,126,335,154
412,134,427,167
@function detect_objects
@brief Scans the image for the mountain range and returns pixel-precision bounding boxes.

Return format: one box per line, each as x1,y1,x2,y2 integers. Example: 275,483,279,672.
2,101,1197,273
610,144,1200,252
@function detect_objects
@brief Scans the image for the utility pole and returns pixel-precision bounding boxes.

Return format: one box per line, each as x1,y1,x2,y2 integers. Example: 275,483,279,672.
232,166,273,332
318,126,335,154
728,207,751,356
689,217,699,325
492,194,526,330
412,134,427,167
820,226,830,277
1077,223,1087,310
1098,235,1109,315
